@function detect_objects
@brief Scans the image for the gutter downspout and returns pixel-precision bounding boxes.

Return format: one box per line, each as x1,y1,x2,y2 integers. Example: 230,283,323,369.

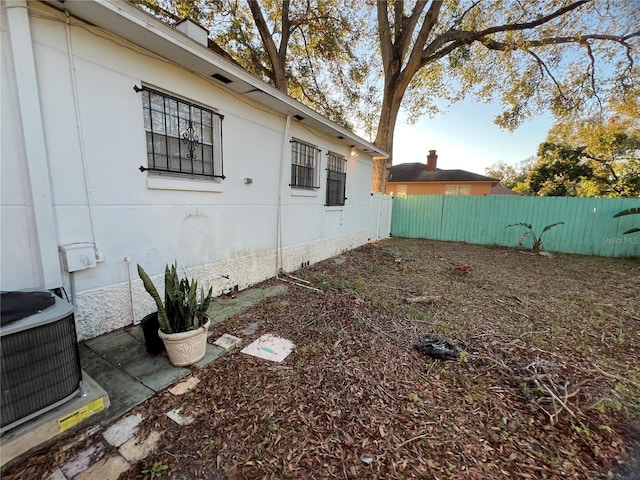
276,113,291,275
5,0,61,289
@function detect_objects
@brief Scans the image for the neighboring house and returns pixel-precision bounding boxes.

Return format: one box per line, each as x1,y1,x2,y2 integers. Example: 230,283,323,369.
490,185,521,196
386,150,499,196
1,0,388,340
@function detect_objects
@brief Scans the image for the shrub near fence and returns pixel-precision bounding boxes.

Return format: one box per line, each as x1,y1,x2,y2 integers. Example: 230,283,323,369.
391,195,640,258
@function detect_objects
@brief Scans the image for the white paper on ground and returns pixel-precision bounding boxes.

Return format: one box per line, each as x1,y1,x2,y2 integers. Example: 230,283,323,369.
240,334,295,362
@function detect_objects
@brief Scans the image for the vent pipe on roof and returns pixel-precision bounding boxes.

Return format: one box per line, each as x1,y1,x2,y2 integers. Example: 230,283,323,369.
175,18,209,46
427,150,438,171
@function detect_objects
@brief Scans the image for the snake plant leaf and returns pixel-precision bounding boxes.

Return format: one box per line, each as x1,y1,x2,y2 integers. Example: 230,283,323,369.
137,264,170,333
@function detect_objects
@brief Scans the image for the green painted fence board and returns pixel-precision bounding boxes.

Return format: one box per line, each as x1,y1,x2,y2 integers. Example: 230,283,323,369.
391,195,640,258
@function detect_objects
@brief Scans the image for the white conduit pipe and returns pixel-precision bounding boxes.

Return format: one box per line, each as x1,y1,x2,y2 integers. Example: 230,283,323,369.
276,113,291,275
124,257,137,324
65,12,103,262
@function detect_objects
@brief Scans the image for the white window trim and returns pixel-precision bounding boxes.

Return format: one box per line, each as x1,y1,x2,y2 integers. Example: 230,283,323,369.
147,176,225,193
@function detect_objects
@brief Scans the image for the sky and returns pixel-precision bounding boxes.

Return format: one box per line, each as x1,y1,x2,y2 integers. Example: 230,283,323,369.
392,99,555,175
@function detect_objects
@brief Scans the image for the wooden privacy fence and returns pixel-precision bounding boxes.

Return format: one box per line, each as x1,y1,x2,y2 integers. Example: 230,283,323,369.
391,195,640,258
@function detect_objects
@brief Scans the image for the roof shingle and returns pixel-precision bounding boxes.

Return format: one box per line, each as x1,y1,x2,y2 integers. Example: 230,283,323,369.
387,163,499,184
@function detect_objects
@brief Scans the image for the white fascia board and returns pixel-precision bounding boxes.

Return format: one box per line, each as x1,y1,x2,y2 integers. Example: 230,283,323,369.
45,0,388,158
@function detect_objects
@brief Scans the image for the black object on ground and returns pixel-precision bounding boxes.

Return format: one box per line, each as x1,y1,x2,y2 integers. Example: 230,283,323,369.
140,312,165,354
414,339,459,360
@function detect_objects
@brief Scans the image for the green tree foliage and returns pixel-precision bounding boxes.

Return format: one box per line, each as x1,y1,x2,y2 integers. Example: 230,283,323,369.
522,95,640,197
525,143,594,196
485,157,533,189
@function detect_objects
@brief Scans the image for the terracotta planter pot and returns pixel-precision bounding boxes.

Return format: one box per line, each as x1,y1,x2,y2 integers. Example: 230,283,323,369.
158,318,210,366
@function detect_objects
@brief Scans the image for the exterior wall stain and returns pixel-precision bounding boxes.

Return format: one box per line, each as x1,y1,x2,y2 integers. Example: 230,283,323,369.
74,230,367,340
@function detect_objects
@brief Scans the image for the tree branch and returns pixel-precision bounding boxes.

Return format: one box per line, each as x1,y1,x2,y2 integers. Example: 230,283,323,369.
524,48,570,106
404,0,443,81
453,0,482,28
377,1,392,74
247,0,287,91
474,0,591,38
419,1,608,67
279,1,291,63
299,27,329,110
395,1,430,62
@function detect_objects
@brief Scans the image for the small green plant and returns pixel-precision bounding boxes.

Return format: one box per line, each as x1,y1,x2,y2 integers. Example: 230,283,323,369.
142,461,168,479
407,393,420,403
506,222,564,252
457,350,469,364
138,262,212,333
613,207,640,234
570,423,590,437
598,424,613,433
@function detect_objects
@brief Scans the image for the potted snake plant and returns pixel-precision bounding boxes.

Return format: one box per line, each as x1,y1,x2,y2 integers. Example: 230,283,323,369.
137,262,213,366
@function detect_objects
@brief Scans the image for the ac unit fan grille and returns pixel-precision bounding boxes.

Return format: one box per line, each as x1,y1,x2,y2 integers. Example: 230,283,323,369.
1,313,82,429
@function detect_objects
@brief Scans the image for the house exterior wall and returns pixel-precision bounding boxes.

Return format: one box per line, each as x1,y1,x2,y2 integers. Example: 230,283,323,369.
386,182,493,196
1,2,375,340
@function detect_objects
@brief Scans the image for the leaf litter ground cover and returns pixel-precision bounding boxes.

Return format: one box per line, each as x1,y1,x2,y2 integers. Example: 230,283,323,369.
6,239,640,479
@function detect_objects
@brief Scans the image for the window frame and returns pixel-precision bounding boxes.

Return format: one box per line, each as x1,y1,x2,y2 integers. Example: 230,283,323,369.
136,85,225,180
290,138,321,190
325,151,347,206
444,184,471,195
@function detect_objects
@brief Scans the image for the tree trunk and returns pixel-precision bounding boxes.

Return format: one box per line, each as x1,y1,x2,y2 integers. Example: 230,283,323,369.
372,88,403,193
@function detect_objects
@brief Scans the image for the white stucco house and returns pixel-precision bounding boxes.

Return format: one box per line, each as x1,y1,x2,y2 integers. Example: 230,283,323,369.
1,0,388,340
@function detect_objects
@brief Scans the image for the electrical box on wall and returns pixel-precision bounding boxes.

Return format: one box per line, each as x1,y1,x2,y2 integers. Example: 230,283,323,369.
59,243,97,272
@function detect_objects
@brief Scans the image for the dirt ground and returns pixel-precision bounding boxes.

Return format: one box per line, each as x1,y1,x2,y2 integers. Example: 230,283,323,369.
6,238,640,479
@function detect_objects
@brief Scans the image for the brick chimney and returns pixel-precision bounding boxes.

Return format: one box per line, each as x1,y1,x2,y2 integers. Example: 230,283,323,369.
426,150,438,171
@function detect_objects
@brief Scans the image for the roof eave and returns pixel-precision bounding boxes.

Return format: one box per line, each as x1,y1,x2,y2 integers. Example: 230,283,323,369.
43,0,388,159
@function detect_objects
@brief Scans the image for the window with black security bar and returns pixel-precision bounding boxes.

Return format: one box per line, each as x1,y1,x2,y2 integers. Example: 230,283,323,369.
290,139,321,189
326,151,347,206
136,86,224,179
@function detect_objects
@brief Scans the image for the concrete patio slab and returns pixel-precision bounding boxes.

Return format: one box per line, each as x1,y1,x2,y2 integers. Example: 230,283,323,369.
85,330,146,366
127,325,145,343
121,352,190,392
79,345,154,425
